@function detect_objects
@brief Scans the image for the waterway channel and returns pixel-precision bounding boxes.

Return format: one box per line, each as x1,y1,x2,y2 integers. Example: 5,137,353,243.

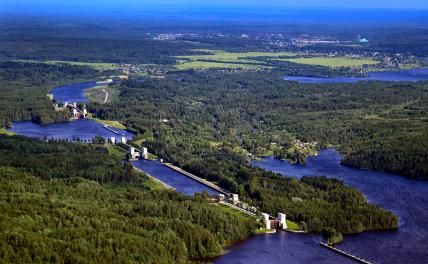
8,77,428,263
51,81,98,103
283,67,428,83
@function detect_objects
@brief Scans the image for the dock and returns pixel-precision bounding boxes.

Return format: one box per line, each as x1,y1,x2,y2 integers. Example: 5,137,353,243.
103,125,125,136
163,163,230,196
320,242,372,264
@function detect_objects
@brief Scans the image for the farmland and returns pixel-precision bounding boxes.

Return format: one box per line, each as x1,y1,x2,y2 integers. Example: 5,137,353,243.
277,57,378,68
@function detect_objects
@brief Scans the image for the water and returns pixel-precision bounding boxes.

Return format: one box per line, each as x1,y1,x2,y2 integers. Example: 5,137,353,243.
216,149,428,264
133,159,220,196
9,119,134,142
283,68,428,83
51,82,97,103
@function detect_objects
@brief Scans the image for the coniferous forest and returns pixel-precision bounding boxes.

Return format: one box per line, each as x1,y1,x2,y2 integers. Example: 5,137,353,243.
0,14,427,263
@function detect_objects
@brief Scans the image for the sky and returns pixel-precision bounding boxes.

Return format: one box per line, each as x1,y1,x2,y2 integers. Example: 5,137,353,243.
2,0,428,9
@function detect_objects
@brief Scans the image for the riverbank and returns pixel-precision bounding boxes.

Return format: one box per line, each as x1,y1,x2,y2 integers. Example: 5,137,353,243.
0,128,15,136
86,114,126,129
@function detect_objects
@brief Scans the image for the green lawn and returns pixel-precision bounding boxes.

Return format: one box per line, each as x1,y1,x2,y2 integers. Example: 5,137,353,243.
218,204,254,220
277,57,378,68
107,145,128,160
286,220,300,231
0,128,15,136
86,114,126,130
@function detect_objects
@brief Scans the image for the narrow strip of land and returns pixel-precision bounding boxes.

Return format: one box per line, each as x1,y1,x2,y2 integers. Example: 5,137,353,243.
163,163,230,195
319,242,372,264
133,166,176,190
102,88,109,103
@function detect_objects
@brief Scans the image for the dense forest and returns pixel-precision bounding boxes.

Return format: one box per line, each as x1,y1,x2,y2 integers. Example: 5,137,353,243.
0,61,99,127
89,74,408,234
89,72,428,180
0,135,258,263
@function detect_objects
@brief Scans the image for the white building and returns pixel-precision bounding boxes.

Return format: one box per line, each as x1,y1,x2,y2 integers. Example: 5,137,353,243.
278,213,287,230
262,213,271,229
231,194,239,204
130,147,140,160
141,147,148,159
110,137,116,144
121,137,127,143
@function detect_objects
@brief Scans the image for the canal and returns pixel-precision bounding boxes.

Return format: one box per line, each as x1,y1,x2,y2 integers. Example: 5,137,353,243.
8,77,428,263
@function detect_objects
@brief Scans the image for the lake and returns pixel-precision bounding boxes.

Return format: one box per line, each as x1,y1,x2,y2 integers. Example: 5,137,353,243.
283,68,428,83
9,119,134,142
215,149,428,264
51,81,98,103
133,159,221,196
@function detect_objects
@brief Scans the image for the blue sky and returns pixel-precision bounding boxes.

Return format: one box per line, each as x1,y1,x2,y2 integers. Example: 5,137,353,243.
2,0,428,9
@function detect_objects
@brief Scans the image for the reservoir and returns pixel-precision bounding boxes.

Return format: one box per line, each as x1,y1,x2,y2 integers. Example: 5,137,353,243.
215,149,428,264
283,67,428,83
9,119,134,142
10,81,428,263
51,82,98,103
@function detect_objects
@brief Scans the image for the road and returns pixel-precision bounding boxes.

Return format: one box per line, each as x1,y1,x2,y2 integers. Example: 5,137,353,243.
102,88,109,103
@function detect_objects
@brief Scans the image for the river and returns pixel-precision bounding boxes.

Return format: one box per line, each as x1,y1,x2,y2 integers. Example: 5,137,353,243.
283,67,428,83
51,81,98,103
215,149,428,264
9,77,428,263
9,119,134,142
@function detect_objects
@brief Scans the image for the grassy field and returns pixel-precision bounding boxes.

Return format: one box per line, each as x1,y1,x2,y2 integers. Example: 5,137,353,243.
12,59,118,70
218,204,255,220
277,57,378,68
45,61,118,70
178,49,296,62
86,114,126,130
0,128,15,136
84,85,120,104
107,145,128,160
176,60,266,70
286,220,300,231
176,49,295,70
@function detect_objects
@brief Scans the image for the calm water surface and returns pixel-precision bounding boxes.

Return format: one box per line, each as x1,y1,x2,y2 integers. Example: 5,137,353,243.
14,82,428,263
216,149,428,264
283,68,428,83
9,119,134,142
133,159,220,196
51,82,97,102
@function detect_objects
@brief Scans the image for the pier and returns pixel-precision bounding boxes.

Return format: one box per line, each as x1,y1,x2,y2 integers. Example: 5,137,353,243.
163,163,231,196
320,242,372,264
